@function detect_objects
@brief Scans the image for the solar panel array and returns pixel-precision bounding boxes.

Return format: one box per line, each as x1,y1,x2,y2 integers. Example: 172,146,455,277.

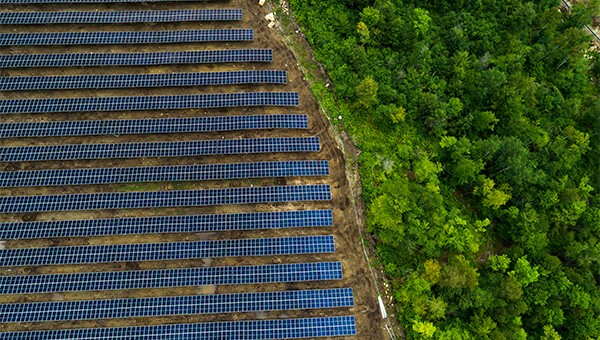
0,92,299,114
0,288,354,323
0,9,243,25
0,235,335,267
0,114,307,139
0,184,332,213
0,137,320,162
0,29,253,46
0,160,330,187
0,70,287,91
0,49,273,68
0,316,357,340
0,209,333,240
0,262,343,295
0,0,358,336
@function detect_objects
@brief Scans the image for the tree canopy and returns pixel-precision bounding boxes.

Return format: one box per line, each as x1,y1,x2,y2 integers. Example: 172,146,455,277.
290,0,600,338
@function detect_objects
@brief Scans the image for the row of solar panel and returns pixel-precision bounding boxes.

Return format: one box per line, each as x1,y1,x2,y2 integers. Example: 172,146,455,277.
0,9,243,24
0,184,331,213
1,0,226,2
0,92,299,114
0,316,357,340
0,29,253,46
0,235,334,267
0,70,287,91
0,49,273,68
0,137,319,162
0,209,333,240
0,0,225,2
0,160,329,187
0,288,354,323
1,261,342,294
0,114,306,139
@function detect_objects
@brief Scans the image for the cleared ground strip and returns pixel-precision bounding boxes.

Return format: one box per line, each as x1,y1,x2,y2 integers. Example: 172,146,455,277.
0,49,273,68
0,209,333,239
0,114,307,138
0,235,335,267
0,288,354,323
0,262,343,294
0,316,357,340
0,9,243,25
0,70,287,91
0,92,299,114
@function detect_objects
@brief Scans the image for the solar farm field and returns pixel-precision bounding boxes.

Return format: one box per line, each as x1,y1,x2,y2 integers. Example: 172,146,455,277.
0,1,387,339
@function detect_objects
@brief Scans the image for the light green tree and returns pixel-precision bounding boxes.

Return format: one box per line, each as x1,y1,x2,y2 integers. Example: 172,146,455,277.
412,320,436,338
355,76,378,108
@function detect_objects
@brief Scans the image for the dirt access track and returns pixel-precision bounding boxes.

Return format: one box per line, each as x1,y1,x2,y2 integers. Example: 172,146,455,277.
0,0,388,339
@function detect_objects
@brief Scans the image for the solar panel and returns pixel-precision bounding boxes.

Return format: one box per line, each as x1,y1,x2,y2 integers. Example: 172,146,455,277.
0,29,253,46
0,70,287,91
0,92,299,114
0,49,273,68
0,235,335,267
0,184,332,213
0,262,342,294
0,9,243,25
0,210,333,240
0,137,319,162
0,114,307,139
0,0,224,2
0,316,357,340
0,288,354,323
0,160,330,187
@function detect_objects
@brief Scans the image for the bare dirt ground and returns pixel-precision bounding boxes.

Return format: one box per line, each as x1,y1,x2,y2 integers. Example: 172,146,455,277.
0,1,388,339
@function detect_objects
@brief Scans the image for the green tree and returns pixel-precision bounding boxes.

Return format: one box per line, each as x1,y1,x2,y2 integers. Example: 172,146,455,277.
412,320,436,338
489,254,511,273
509,256,540,287
355,76,378,108
440,255,479,290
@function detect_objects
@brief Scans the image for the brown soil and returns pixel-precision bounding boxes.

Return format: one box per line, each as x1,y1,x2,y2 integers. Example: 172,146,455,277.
0,1,388,339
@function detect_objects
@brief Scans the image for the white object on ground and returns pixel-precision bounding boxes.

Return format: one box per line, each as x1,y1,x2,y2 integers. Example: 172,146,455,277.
378,295,388,319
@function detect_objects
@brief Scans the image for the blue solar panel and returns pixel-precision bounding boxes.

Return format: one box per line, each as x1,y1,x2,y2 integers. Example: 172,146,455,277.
0,184,332,213
0,288,354,323
0,29,253,46
0,0,224,2
0,161,329,188
0,92,299,114
0,114,307,139
0,49,273,68
0,262,342,295
0,235,335,267
0,316,357,340
0,137,319,162
0,70,287,91
0,9,243,25
0,210,333,240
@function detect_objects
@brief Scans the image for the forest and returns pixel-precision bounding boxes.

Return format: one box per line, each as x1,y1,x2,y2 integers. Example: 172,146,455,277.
289,0,600,338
